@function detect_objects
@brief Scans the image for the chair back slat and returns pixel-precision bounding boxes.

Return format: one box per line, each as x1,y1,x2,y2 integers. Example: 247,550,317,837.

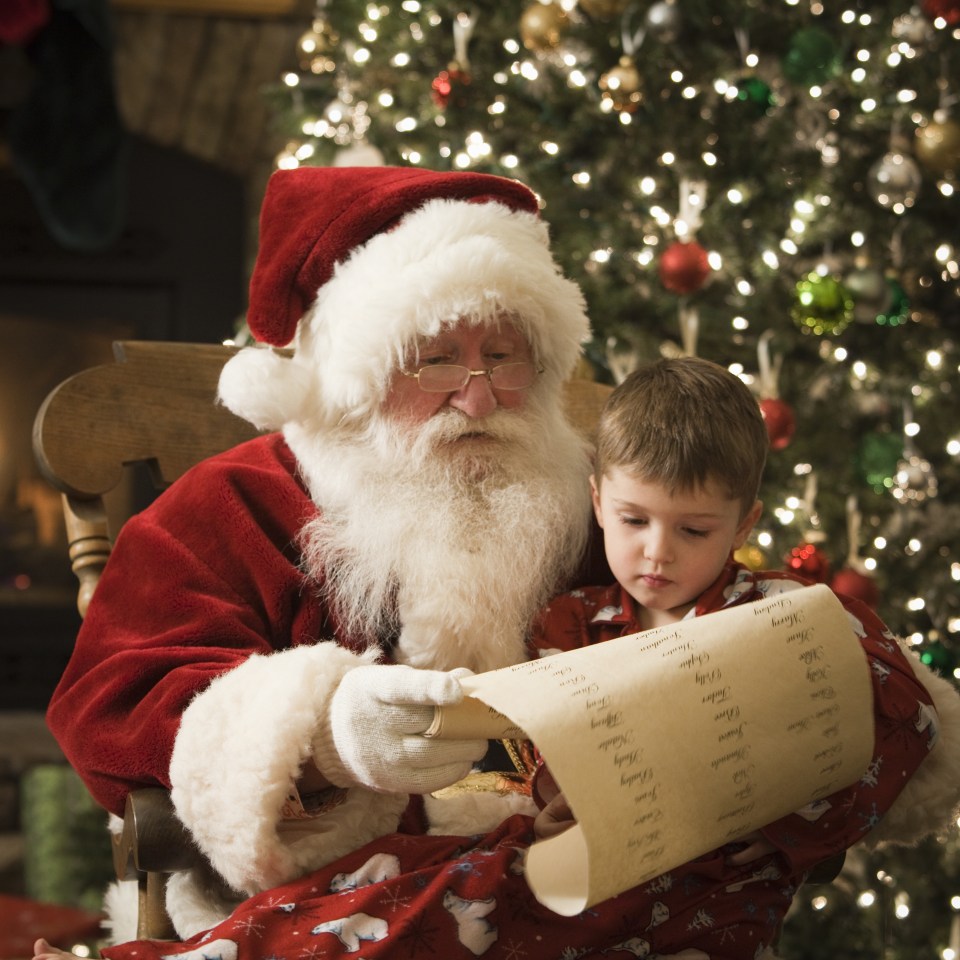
33,341,260,499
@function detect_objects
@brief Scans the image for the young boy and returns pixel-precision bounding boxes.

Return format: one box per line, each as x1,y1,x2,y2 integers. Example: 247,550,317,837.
529,356,951,955
532,355,766,842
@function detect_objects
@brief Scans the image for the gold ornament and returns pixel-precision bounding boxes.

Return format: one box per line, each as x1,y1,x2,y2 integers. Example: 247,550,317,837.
734,544,767,572
297,17,339,74
578,0,630,18
599,56,643,113
520,2,570,53
914,118,960,175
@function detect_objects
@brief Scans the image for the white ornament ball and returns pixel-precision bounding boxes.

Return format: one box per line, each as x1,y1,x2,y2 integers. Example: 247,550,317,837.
867,151,922,209
645,1,682,42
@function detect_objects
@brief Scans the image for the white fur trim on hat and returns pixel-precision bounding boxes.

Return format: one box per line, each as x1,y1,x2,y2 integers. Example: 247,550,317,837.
217,345,313,432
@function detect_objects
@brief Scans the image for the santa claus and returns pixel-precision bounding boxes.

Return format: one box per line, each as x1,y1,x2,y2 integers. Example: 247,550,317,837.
45,165,600,939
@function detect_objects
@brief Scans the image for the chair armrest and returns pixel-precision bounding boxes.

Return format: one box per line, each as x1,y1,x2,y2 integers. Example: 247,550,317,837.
112,788,203,881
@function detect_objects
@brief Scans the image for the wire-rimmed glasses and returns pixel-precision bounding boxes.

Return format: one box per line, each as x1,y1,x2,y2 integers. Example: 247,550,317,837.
401,361,541,393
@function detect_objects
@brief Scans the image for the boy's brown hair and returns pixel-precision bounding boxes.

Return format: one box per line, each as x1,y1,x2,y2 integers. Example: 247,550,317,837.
594,357,769,517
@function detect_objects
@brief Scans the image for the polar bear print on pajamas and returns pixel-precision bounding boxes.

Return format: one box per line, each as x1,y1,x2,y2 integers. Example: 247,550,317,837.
329,852,402,892
310,912,388,951
161,940,237,960
442,888,498,955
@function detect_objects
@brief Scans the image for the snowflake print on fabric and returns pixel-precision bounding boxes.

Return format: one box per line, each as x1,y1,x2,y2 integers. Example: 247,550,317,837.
881,696,931,753
379,886,414,914
397,910,441,957
232,917,266,938
861,757,882,788
298,945,327,960
717,924,740,944
858,802,883,832
646,873,674,896
448,858,482,879
500,938,529,960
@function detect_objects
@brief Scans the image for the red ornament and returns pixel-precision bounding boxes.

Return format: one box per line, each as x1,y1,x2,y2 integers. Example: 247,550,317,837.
431,66,472,109
659,240,712,294
831,568,880,609
758,397,796,451
921,0,960,24
785,541,831,583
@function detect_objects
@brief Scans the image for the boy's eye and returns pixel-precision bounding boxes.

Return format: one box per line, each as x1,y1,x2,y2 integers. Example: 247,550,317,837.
683,528,710,538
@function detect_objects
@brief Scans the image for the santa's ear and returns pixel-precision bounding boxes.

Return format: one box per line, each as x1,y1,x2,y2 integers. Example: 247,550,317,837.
218,347,312,431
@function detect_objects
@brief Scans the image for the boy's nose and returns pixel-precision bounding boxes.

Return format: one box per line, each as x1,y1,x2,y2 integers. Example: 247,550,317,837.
645,529,674,564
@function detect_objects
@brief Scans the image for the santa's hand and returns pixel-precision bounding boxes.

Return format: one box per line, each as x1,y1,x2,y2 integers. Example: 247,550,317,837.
317,664,486,794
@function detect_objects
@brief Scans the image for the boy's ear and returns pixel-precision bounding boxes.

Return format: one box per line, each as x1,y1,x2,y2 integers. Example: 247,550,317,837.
733,500,763,550
589,474,604,528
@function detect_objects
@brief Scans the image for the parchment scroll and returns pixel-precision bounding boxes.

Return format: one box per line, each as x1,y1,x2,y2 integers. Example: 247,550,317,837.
425,584,875,915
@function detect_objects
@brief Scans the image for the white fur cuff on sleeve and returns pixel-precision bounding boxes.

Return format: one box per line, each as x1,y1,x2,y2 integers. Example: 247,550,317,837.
169,642,372,893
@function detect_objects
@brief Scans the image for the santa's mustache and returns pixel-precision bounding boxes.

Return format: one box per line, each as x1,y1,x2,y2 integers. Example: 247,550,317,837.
406,406,534,451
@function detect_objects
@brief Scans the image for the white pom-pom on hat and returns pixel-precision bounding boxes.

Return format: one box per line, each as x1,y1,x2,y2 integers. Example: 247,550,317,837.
218,347,313,431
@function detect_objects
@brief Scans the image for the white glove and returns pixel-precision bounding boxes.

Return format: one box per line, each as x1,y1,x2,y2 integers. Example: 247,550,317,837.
317,664,487,795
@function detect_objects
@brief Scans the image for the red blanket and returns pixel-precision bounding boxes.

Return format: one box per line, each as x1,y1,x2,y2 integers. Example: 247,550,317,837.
0,895,102,959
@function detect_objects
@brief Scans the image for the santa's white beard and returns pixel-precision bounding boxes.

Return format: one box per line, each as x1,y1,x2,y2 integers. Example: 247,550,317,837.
289,393,593,673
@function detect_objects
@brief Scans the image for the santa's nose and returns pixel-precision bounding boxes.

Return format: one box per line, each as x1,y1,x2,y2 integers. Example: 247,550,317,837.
447,372,498,418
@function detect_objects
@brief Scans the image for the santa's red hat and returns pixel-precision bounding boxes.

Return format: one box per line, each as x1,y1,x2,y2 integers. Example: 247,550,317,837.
219,165,590,429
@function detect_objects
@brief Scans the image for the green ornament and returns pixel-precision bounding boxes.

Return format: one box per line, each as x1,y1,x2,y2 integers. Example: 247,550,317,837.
875,277,910,327
782,26,841,86
855,432,902,492
919,641,957,677
791,272,854,335
734,74,776,119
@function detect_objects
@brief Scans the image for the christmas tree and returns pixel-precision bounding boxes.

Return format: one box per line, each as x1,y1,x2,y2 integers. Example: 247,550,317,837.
259,2,960,955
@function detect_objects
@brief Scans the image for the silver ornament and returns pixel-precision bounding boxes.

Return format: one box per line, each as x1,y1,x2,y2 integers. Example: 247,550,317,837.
867,151,922,209
645,1,682,42
892,8,935,48
892,455,938,504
